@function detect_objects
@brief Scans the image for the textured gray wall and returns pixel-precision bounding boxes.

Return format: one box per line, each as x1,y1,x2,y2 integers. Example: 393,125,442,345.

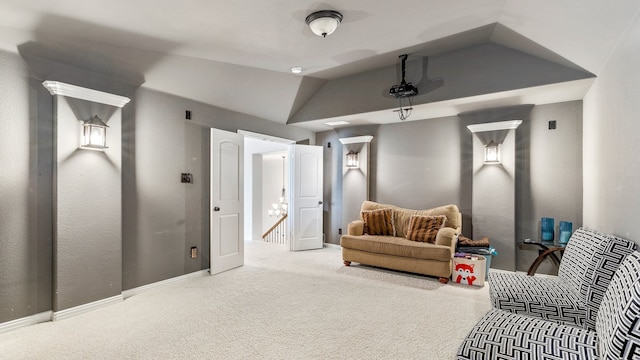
0,51,53,323
341,140,370,231
472,130,517,271
318,102,583,275
0,49,313,323
122,88,313,290
516,101,583,272
53,96,123,311
373,117,462,209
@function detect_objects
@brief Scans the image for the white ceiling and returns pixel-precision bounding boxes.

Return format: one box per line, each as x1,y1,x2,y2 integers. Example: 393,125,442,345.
1,0,639,131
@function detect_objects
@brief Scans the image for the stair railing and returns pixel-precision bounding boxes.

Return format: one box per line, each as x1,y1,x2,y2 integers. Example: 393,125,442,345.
262,214,288,244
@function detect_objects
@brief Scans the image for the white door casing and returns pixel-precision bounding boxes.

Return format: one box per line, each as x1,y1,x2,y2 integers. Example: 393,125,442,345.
210,129,244,274
289,144,324,251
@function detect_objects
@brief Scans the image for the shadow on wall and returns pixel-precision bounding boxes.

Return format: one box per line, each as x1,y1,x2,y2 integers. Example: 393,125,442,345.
3,15,180,322
17,13,182,97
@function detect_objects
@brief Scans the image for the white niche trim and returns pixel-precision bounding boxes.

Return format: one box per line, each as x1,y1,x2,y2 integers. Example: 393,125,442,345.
42,81,130,108
338,135,373,145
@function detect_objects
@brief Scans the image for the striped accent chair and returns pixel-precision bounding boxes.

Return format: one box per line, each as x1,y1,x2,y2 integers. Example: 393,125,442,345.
457,251,640,359
489,228,636,330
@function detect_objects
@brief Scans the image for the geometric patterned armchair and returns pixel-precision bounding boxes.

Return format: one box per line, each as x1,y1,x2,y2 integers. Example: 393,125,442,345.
489,227,636,330
457,251,640,359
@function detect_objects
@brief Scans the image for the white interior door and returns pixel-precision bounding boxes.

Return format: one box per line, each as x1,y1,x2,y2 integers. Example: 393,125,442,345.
210,128,244,274
289,144,323,251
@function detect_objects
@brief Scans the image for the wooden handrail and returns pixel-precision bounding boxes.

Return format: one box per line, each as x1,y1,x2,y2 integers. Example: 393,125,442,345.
262,214,288,239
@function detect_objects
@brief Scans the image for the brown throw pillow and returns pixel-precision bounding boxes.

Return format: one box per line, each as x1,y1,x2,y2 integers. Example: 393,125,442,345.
362,208,395,236
405,215,446,243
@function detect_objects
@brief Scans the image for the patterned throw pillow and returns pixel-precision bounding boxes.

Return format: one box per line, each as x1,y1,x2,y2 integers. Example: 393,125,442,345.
362,208,395,236
405,215,446,243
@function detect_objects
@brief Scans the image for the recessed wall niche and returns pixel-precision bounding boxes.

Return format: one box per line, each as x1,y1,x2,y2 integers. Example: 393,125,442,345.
339,136,373,229
42,81,130,319
467,120,522,271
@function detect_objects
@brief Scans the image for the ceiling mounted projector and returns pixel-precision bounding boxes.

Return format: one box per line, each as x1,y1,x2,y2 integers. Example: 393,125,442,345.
389,54,418,98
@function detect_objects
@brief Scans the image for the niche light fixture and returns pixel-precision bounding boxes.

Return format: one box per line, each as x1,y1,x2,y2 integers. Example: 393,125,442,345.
345,150,359,169
484,140,501,164
81,115,109,150
305,10,343,37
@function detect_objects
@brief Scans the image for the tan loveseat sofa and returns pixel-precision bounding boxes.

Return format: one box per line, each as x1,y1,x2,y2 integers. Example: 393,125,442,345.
340,201,462,283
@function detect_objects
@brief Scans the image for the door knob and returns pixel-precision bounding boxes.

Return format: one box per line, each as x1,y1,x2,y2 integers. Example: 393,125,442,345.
318,201,323,205
213,206,220,211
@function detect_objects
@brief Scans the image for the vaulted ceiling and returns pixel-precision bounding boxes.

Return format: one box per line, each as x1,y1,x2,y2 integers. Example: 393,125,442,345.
1,0,639,132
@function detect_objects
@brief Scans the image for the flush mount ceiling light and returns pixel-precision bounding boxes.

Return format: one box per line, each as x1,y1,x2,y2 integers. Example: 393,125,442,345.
305,10,343,37
290,66,302,74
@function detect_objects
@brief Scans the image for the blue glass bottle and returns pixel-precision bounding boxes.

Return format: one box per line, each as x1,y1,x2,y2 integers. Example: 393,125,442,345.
541,217,554,243
559,221,572,245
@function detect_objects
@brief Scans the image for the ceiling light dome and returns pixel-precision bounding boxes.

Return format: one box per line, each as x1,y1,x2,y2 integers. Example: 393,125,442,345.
305,10,343,38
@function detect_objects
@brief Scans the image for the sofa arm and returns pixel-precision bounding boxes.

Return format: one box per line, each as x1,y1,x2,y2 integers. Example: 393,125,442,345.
435,227,458,253
347,220,364,236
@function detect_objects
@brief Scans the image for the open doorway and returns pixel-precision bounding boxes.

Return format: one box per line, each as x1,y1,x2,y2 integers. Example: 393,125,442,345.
241,131,293,244
241,130,325,252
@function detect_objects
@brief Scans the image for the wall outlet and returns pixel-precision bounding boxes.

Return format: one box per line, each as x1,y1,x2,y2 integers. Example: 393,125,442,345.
190,246,198,259
338,228,342,235
549,120,557,129
181,173,193,183
185,110,192,120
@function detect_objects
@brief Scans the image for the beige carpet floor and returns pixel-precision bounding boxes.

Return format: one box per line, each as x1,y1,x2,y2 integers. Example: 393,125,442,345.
0,241,491,359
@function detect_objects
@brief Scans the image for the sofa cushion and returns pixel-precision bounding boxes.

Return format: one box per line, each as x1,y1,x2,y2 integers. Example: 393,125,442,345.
340,234,452,262
405,215,446,243
361,208,395,236
360,201,460,238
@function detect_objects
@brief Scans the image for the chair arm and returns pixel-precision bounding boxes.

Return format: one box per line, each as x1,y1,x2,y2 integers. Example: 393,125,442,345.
347,220,364,236
527,247,565,276
435,227,459,254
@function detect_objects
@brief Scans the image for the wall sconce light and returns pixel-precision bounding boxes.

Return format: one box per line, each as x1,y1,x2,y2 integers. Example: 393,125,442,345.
345,150,359,169
81,115,109,149
484,140,501,164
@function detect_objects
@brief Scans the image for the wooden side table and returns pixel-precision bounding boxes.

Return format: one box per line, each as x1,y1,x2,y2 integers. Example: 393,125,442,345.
521,239,566,276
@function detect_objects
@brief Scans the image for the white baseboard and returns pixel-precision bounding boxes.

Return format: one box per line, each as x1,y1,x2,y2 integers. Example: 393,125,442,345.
324,242,341,249
0,311,52,334
52,294,123,322
122,269,210,299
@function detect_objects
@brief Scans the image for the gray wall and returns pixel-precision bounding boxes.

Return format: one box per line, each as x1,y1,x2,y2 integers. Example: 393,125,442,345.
318,101,583,274
517,101,583,272
341,140,370,231
583,13,640,244
122,88,313,290
0,50,53,323
472,129,517,271
0,48,313,323
53,94,123,311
